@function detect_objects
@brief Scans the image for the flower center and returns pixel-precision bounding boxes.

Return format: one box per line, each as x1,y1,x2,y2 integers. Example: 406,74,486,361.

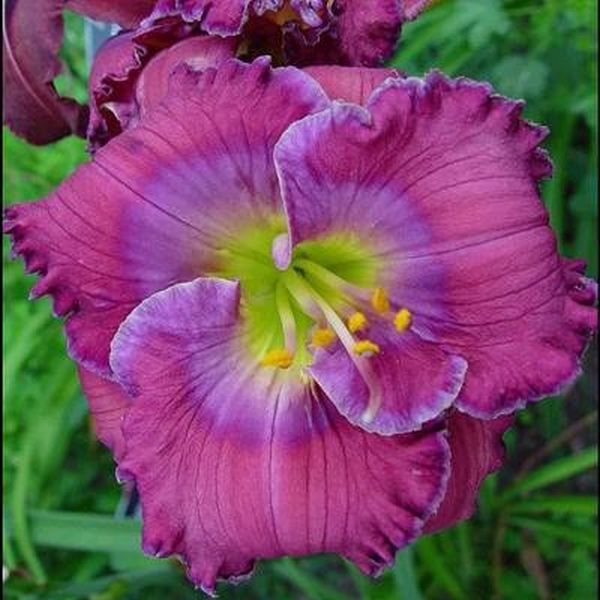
210,218,413,398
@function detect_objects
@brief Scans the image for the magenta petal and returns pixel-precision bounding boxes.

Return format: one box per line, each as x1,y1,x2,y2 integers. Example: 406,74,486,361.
78,367,131,461
110,277,451,592
136,36,236,117
5,58,328,376
3,0,88,144
303,65,401,105
310,328,467,434
425,411,513,533
275,70,596,419
65,0,155,28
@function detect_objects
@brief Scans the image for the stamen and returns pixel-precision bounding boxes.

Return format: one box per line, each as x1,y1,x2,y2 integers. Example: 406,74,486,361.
284,270,382,422
371,287,390,314
347,311,367,333
294,258,370,302
394,308,412,332
311,327,336,348
261,349,294,369
352,340,380,357
275,280,297,352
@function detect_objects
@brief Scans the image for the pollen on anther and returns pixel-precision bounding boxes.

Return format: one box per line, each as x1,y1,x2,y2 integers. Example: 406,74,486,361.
352,339,380,357
347,311,367,333
371,287,390,314
311,327,336,348
394,308,412,332
261,349,294,369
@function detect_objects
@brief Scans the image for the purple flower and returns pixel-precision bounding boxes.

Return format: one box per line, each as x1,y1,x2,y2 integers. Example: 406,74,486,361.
5,60,597,593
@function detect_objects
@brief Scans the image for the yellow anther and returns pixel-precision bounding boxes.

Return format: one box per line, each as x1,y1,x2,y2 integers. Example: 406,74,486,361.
347,311,368,333
394,308,412,332
311,327,336,348
261,349,294,369
371,287,390,314
352,340,380,357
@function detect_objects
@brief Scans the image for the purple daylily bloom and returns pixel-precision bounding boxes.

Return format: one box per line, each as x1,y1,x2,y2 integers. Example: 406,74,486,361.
5,59,597,592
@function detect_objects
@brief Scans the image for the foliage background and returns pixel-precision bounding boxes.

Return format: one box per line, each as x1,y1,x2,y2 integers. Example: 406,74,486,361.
3,0,598,598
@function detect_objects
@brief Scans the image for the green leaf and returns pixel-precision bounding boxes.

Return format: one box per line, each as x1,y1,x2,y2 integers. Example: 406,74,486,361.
16,510,143,554
501,447,598,501
393,546,422,600
508,495,597,517
507,517,597,549
415,537,465,600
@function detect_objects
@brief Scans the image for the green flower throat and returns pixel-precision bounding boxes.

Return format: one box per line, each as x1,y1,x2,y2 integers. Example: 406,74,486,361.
212,217,412,371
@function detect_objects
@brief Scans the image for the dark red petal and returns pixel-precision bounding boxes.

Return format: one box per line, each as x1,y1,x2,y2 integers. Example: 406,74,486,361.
3,0,88,144
425,411,514,533
65,0,156,28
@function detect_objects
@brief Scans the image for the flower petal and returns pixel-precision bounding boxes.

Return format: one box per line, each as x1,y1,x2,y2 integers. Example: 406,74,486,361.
110,277,451,592
303,65,400,105
5,58,329,376
65,0,155,28
136,36,236,117
275,70,596,420
78,367,131,461
3,0,88,144
309,326,467,434
88,26,235,149
424,410,513,533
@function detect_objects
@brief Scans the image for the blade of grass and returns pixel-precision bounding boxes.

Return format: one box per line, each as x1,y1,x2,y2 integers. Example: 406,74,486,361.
456,523,474,587
416,537,465,600
500,447,597,501
393,546,422,600
7,510,143,554
10,438,47,585
507,517,597,549
508,495,597,516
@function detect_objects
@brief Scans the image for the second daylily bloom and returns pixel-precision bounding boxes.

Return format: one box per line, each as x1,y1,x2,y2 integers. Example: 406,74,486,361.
5,59,597,592
3,0,432,145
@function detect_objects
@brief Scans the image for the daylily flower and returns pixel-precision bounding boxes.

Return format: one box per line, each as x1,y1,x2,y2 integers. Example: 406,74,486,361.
5,59,597,593
3,0,433,145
